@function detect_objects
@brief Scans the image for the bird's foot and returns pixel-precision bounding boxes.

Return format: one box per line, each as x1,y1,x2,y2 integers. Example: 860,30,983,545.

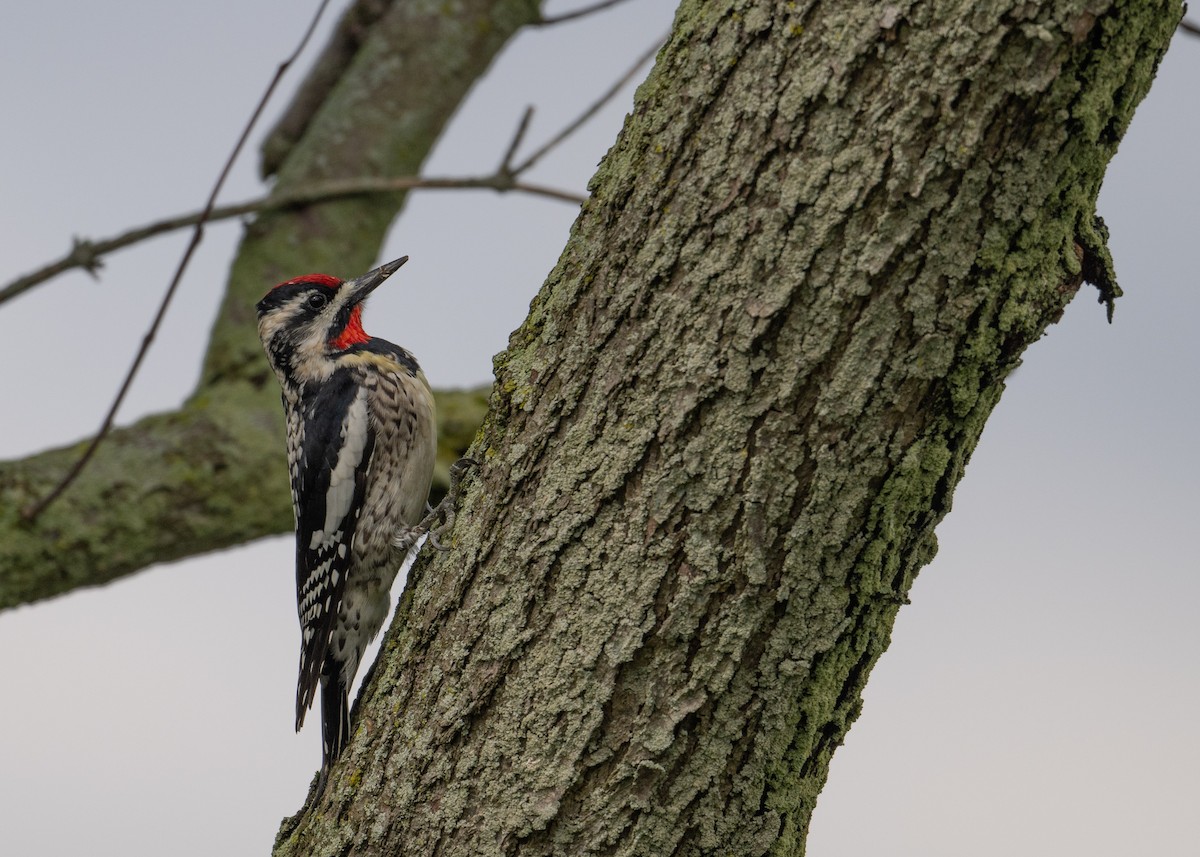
393,457,477,554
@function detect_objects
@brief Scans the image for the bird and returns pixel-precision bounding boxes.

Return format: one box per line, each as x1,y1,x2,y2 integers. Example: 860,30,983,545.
255,255,437,790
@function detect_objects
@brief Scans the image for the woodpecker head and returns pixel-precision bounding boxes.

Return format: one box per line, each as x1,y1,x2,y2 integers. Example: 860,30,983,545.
256,256,408,385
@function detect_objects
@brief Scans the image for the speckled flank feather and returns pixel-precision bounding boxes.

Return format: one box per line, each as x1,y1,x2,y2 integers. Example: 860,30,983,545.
323,353,435,692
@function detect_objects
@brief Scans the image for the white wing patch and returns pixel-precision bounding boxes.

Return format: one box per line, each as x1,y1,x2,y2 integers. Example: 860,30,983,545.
323,388,370,542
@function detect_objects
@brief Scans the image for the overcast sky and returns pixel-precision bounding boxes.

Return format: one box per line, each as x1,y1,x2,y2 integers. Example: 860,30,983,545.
1,2,1196,855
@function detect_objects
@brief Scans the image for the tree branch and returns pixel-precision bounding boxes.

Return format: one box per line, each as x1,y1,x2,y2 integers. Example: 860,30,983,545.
510,36,663,175
0,386,486,611
537,0,634,27
1,0,549,605
260,0,399,178
1,19,657,312
1,26,674,312
0,175,582,308
17,0,333,523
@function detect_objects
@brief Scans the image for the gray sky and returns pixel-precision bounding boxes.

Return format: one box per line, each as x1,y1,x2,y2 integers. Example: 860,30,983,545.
1,2,1196,854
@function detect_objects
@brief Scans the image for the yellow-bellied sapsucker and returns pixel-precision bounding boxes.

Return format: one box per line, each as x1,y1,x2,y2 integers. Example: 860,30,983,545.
256,256,436,787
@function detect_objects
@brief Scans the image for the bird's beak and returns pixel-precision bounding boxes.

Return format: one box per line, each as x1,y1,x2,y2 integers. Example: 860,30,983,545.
343,256,408,305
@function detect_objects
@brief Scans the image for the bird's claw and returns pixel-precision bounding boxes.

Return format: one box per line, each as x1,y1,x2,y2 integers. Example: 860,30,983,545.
392,457,477,554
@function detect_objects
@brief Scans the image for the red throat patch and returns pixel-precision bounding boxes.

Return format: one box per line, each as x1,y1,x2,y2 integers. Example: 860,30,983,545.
331,304,369,349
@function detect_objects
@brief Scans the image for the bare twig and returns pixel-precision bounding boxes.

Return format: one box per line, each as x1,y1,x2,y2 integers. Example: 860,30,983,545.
4,31,664,311
538,0,633,27
20,0,332,522
1181,18,1200,37
499,106,537,175
510,35,663,175
0,175,584,307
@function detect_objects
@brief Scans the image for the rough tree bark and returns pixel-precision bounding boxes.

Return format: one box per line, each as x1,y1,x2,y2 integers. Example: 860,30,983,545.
0,0,536,610
272,1,1179,855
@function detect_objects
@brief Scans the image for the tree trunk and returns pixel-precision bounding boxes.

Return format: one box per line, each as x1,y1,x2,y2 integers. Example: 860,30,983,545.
275,1,1179,854
0,0,535,610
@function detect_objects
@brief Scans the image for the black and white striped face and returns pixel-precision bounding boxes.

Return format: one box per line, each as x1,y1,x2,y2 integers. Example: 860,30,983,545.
256,276,347,384
255,257,408,386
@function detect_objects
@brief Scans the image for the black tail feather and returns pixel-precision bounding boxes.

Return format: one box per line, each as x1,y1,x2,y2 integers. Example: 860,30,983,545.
319,670,351,780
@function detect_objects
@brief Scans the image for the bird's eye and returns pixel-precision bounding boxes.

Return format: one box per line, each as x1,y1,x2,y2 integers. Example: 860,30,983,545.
306,293,328,310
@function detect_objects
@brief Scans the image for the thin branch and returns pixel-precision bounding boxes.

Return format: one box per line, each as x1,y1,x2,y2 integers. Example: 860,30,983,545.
537,0,633,27
3,25,665,317
0,176,583,308
499,106,536,174
510,35,663,175
4,30,662,310
20,0,332,523
1181,18,1200,37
